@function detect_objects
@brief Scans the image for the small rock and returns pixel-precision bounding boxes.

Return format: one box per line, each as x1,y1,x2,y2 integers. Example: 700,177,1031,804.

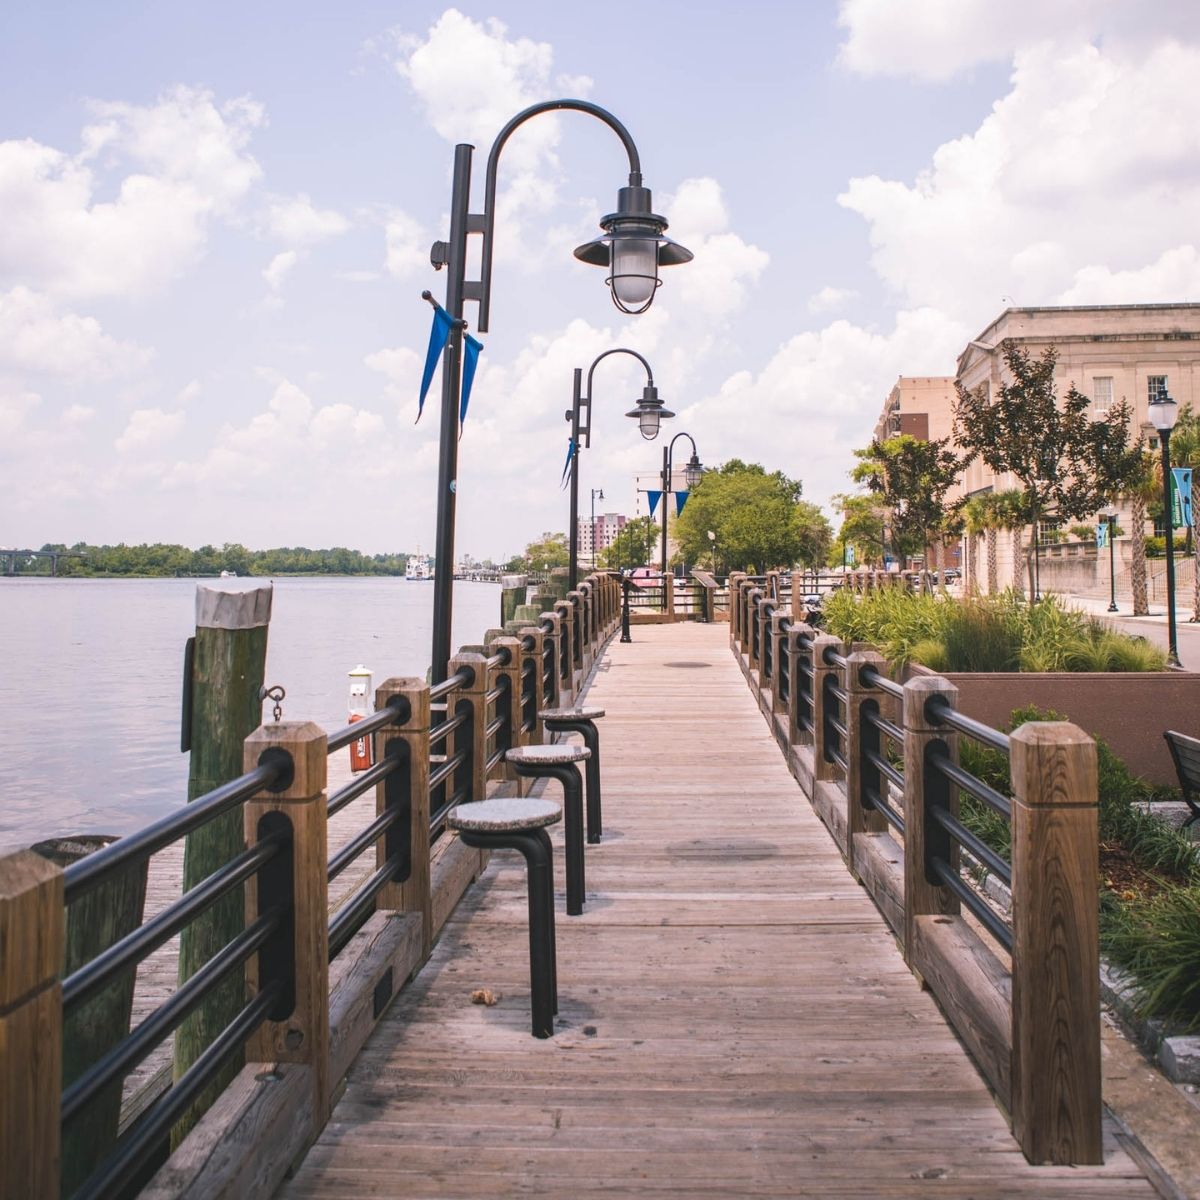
470,988,500,1007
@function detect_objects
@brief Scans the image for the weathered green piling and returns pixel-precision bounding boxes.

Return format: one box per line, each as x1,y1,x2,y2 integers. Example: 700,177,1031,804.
173,583,271,1145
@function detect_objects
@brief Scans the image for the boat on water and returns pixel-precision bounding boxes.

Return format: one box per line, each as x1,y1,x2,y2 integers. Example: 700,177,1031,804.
405,553,433,581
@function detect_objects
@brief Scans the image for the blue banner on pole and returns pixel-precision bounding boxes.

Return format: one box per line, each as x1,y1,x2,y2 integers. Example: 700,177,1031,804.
1172,467,1193,528
560,438,575,489
458,333,483,435
647,489,662,517
1096,523,1108,549
417,306,453,423
675,490,689,516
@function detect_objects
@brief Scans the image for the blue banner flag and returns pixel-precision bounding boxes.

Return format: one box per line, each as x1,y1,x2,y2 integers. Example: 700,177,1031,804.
1172,467,1193,528
675,490,689,516
417,306,454,423
458,333,484,435
647,489,662,517
1096,523,1108,549
560,438,575,489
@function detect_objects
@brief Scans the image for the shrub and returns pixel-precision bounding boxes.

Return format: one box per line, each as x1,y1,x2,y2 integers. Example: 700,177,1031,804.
1102,884,1200,1030
908,638,950,671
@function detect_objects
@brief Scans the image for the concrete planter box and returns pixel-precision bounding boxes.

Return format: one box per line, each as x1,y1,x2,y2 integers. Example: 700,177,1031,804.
907,665,1200,786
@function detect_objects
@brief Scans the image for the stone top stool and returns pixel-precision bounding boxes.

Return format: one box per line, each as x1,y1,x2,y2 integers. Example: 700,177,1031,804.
504,743,590,917
539,706,605,845
448,797,561,1038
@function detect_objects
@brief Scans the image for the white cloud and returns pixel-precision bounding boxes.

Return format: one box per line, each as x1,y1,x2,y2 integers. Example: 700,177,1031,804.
365,346,422,402
663,179,768,319
1058,245,1200,305
263,249,299,292
176,379,201,405
0,286,150,378
265,194,349,245
384,210,427,278
0,86,263,300
389,10,594,269
839,40,1200,328
808,286,858,314
0,388,41,438
115,406,185,453
835,0,1200,81
682,308,970,515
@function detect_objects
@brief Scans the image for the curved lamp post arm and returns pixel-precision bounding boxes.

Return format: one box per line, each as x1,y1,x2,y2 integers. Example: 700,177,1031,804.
477,100,643,333
664,430,698,470
585,346,654,399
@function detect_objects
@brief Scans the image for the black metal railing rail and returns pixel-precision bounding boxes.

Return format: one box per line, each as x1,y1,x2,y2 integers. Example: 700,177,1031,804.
520,658,537,735
822,674,848,772
776,615,792,707
57,752,297,1200
794,631,815,734
759,598,776,682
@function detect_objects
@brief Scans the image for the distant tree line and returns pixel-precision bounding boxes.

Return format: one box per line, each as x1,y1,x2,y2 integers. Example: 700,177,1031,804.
18,542,414,577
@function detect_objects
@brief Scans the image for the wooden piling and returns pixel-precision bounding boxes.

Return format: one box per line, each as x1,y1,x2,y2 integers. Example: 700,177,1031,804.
174,583,271,1142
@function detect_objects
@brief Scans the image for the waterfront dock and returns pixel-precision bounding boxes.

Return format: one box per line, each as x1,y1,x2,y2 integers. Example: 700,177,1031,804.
4,575,1196,1199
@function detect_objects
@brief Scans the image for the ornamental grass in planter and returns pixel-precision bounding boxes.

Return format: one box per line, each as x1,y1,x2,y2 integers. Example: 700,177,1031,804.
822,588,1167,673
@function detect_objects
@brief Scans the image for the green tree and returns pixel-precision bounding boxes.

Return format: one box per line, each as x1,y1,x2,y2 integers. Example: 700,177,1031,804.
672,459,828,573
832,493,887,568
517,531,569,571
599,516,658,570
954,340,1143,595
851,434,963,584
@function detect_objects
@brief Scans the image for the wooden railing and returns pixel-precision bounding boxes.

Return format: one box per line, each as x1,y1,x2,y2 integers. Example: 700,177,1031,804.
0,573,621,1200
728,572,1103,1168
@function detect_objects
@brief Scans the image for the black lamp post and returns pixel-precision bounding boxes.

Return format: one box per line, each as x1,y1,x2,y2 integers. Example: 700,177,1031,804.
425,99,692,682
1148,387,1181,666
659,431,703,581
566,347,672,589
1101,505,1118,613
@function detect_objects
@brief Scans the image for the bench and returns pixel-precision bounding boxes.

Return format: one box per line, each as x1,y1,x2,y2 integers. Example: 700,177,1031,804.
448,797,562,1038
1162,730,1200,830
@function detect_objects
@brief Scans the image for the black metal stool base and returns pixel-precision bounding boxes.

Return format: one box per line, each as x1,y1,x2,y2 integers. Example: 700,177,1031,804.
511,760,586,915
459,827,558,1038
545,718,602,843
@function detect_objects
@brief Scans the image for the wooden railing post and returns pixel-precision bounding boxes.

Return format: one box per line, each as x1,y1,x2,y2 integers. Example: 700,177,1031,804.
447,652,488,805
1009,722,1102,1166
447,651,489,871
786,626,814,746
541,612,562,709
553,601,575,704
373,678,432,956
728,573,745,645
845,651,890,875
518,627,546,745
243,720,330,1123
901,676,961,960
769,611,789,716
0,849,63,1200
810,634,844,784
492,637,524,774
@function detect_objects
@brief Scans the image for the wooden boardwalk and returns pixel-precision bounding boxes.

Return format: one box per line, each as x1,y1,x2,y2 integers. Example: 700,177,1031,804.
280,623,1157,1198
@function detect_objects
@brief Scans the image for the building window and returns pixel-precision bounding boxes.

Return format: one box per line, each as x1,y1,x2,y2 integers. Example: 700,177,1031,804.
1092,376,1113,415
1148,375,1168,402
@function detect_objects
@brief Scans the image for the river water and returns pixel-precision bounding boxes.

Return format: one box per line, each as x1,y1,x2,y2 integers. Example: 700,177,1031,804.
0,577,501,851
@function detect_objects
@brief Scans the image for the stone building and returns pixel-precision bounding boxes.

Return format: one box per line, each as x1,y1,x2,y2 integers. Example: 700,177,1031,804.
954,304,1200,594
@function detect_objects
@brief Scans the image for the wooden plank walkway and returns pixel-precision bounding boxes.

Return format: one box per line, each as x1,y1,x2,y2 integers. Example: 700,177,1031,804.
280,622,1157,1198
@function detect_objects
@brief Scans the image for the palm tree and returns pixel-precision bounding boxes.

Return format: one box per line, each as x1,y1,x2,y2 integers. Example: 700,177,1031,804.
1122,452,1157,617
962,496,990,594
993,489,1027,598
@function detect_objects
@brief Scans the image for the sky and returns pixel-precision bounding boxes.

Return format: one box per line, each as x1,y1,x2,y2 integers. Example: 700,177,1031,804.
3,0,1200,562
